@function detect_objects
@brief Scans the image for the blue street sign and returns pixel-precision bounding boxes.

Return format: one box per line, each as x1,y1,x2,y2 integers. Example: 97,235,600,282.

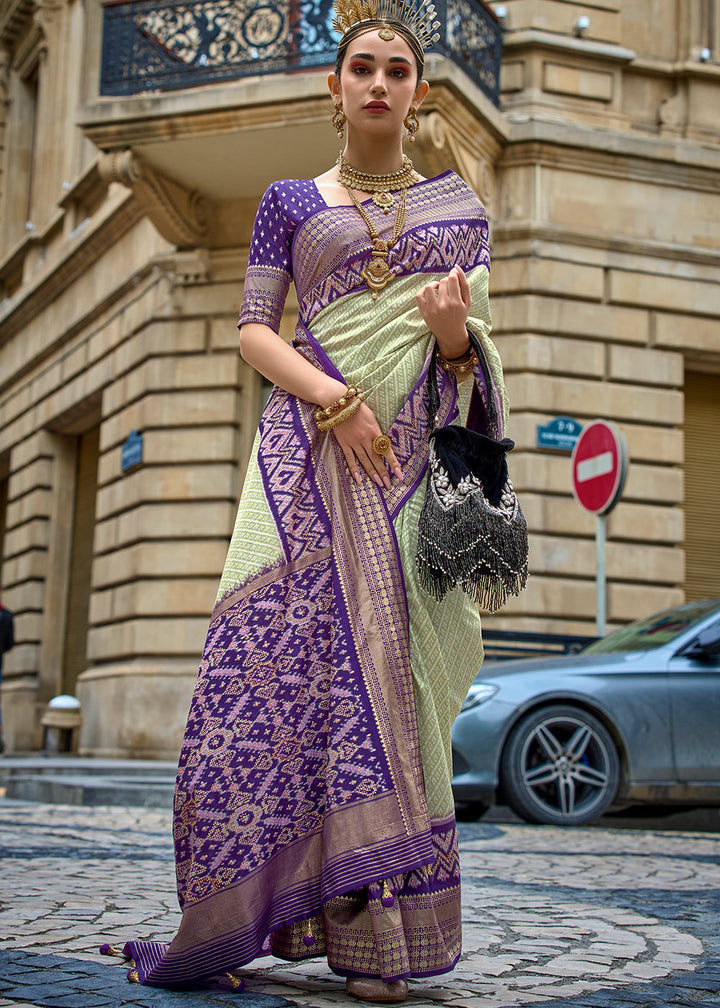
536,416,582,452
121,430,143,472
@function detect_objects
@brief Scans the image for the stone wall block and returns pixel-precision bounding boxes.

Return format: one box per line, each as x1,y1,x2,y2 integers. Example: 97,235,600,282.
518,492,595,536
87,314,125,370
5,489,54,530
7,458,53,500
97,426,239,485
506,374,683,425
492,334,606,377
543,62,614,103
94,517,119,556
95,463,237,521
606,542,683,584
6,433,56,473
491,258,604,301
106,578,218,621
624,463,683,504
3,519,50,560
114,501,236,545
76,663,196,759
60,341,91,386
210,317,242,351
621,423,683,465
609,344,684,386
500,0,621,42
1,550,48,588
500,573,598,621
100,390,239,454
99,403,145,454
106,320,207,387
1,582,45,613
490,294,650,345
87,616,210,662
181,282,242,318
654,314,720,353
92,540,229,590
609,583,684,623
607,501,684,543
530,534,595,577
610,270,720,316
511,452,570,494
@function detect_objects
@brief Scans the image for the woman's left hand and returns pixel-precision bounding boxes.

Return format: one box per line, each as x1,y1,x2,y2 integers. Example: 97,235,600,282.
415,265,472,359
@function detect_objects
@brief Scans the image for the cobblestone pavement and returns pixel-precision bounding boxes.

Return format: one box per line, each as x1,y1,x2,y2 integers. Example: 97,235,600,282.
1,801,720,1008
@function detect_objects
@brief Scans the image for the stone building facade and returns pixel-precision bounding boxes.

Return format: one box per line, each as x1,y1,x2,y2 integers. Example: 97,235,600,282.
0,0,718,755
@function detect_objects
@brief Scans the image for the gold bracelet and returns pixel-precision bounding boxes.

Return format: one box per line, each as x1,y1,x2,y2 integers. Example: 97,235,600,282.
313,385,361,424
315,394,364,431
438,347,478,375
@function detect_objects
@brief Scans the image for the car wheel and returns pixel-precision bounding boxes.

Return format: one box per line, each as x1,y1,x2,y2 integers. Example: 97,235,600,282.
454,800,489,822
500,704,620,826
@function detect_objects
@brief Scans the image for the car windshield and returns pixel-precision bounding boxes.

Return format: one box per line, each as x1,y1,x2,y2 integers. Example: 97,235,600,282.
583,599,720,654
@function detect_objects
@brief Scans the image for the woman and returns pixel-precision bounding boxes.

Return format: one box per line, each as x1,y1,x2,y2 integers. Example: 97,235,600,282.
115,0,509,1000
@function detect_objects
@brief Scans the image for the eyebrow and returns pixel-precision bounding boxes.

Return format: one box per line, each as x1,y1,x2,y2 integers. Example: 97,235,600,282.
350,52,413,66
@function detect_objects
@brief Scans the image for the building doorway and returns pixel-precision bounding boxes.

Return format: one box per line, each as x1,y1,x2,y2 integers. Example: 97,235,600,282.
684,371,720,601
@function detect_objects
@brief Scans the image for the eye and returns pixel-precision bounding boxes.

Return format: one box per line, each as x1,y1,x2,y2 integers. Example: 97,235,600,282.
350,63,370,73
391,68,409,77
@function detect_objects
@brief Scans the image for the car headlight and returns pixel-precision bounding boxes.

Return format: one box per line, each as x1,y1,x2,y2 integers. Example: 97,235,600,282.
460,683,498,712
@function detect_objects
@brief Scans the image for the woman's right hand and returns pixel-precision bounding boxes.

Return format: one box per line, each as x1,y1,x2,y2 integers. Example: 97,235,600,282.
332,402,403,490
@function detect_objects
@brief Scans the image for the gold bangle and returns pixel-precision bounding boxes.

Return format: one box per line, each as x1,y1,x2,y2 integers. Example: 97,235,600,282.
313,385,361,424
315,395,363,431
438,348,478,374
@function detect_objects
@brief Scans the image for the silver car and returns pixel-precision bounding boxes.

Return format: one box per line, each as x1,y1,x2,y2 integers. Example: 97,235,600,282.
451,599,720,826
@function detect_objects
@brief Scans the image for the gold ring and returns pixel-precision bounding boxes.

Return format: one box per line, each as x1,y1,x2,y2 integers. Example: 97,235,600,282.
372,435,392,456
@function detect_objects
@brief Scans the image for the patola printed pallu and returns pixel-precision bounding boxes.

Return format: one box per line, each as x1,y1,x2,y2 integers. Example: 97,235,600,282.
121,171,508,989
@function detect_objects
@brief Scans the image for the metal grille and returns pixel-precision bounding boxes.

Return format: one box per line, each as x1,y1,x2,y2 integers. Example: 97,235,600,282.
100,0,502,104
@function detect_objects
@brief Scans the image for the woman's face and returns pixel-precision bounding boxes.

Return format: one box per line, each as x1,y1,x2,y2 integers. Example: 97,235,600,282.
330,30,428,139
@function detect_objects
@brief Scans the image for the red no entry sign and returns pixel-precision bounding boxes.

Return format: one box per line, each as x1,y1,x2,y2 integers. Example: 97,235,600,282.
571,420,628,514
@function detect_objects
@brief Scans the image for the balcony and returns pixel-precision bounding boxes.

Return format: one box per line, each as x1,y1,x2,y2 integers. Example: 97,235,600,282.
100,0,502,106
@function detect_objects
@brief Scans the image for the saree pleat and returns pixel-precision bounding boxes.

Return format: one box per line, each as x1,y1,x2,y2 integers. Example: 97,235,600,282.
123,173,508,988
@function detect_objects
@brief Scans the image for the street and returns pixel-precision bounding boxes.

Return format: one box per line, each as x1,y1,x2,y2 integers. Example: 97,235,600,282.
1,800,720,1007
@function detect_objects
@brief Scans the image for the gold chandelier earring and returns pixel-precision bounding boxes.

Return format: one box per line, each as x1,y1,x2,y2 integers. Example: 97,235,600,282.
331,102,347,139
404,107,420,142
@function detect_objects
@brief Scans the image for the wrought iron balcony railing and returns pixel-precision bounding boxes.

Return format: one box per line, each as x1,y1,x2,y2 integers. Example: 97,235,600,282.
100,0,502,105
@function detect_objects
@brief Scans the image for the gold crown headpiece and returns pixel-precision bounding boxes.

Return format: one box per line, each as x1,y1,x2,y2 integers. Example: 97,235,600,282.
332,0,441,54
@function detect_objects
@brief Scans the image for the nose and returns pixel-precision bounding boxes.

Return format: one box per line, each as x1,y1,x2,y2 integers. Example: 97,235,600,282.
370,70,387,94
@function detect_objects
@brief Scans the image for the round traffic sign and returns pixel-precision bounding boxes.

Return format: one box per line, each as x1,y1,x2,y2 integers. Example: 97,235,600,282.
571,420,628,514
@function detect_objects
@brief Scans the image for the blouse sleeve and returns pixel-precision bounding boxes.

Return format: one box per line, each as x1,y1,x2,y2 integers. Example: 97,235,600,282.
237,183,294,333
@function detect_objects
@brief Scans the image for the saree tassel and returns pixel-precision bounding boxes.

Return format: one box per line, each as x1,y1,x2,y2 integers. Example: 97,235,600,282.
302,920,316,948
127,969,140,983
99,944,129,959
381,881,395,908
208,973,245,991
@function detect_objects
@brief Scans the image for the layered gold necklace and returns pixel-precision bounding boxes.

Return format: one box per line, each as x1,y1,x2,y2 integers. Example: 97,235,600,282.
337,152,420,211
339,154,418,298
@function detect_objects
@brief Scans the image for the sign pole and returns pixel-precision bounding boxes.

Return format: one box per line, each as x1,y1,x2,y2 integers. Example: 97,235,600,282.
571,419,628,639
596,513,606,637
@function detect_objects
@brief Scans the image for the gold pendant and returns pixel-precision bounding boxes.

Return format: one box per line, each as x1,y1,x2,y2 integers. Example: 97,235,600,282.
361,251,394,298
372,191,396,213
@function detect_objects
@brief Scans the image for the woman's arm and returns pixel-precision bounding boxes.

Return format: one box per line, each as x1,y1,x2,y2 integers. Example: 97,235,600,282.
240,322,402,489
240,323,346,408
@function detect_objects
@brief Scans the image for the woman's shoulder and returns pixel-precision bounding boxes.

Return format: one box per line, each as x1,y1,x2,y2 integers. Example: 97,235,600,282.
261,178,320,202
414,169,487,215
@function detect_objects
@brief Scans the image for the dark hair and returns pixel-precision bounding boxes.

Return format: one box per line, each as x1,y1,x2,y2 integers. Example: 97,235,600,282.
335,20,424,83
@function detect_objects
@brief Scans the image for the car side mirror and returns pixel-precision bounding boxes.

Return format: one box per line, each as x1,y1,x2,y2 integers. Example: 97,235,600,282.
683,627,720,663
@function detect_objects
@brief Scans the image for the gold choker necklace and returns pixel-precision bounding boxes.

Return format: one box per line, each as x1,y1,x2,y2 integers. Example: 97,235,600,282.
337,153,420,212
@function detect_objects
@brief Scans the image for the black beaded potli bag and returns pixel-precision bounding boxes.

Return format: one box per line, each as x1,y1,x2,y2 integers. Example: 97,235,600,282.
416,331,529,613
